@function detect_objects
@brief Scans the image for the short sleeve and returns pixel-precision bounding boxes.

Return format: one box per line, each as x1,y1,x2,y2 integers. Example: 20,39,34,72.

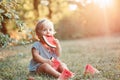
31,42,40,50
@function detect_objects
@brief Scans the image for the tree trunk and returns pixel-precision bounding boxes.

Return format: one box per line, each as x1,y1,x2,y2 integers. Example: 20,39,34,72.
47,0,52,19
0,22,7,34
33,0,39,18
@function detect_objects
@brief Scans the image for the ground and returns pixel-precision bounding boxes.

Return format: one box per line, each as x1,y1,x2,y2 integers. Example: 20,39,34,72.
0,36,120,80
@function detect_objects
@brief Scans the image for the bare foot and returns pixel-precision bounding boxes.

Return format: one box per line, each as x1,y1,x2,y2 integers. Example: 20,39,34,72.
28,76,35,80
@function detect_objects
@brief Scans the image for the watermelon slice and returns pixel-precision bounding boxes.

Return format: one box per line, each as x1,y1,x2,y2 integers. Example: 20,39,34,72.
42,35,56,48
50,57,60,70
58,69,74,80
84,64,100,75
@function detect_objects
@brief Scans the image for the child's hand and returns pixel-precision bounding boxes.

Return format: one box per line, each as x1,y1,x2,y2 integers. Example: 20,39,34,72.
54,39,61,50
54,39,61,56
50,57,60,70
54,39,60,47
46,59,53,66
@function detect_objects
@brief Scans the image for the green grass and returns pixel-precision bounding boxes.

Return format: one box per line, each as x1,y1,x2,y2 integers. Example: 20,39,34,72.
0,37,120,80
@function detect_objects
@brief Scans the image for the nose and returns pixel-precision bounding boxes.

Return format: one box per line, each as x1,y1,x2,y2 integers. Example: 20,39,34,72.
47,30,50,33
46,30,51,35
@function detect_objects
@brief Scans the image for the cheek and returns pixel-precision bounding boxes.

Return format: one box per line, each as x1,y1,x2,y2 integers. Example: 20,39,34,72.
41,31,46,35
36,32,42,37
51,31,55,34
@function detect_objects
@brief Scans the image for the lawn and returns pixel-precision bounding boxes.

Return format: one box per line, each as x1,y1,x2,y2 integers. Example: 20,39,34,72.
0,36,120,80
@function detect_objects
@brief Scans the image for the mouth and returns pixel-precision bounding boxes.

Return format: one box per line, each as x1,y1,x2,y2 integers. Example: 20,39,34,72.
45,34,52,37
42,35,56,48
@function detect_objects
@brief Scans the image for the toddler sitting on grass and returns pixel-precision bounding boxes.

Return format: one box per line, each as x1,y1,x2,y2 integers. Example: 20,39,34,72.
28,18,74,80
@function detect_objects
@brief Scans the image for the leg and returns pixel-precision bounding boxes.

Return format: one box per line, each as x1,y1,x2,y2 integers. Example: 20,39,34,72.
57,62,74,80
57,62,68,73
36,63,61,78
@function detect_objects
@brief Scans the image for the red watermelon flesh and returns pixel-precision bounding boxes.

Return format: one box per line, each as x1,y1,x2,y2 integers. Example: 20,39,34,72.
84,64,100,75
42,35,56,48
51,57,60,70
58,69,74,80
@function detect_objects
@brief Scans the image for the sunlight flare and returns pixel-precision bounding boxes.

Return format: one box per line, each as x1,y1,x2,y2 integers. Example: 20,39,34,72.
75,0,113,8
93,0,113,8
69,4,78,11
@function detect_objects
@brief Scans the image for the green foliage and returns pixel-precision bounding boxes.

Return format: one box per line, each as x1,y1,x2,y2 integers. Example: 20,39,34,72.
15,20,26,32
0,0,18,20
0,0,26,47
0,33,11,47
0,0,25,28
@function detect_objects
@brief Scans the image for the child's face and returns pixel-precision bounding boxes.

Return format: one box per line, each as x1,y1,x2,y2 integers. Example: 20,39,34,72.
38,25,55,37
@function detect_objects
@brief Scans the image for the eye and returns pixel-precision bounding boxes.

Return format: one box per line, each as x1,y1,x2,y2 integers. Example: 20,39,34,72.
43,28,47,31
49,28,52,31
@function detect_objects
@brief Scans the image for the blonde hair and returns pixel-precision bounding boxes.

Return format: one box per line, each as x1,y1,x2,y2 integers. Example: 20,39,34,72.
35,18,56,35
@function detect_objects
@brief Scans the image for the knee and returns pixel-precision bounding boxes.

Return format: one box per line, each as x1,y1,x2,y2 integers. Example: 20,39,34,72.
36,63,50,73
42,63,51,71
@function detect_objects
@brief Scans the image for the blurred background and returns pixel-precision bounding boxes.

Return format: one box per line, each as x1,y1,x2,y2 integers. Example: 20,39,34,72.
0,0,120,47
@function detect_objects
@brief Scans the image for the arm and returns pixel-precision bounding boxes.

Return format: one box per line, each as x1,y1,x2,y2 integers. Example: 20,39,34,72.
54,39,62,57
32,47,52,65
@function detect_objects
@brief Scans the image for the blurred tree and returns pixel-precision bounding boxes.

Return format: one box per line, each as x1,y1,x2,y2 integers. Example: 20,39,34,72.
56,0,120,39
0,0,25,47
33,0,39,18
2,0,120,45
0,0,25,33
39,0,69,22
